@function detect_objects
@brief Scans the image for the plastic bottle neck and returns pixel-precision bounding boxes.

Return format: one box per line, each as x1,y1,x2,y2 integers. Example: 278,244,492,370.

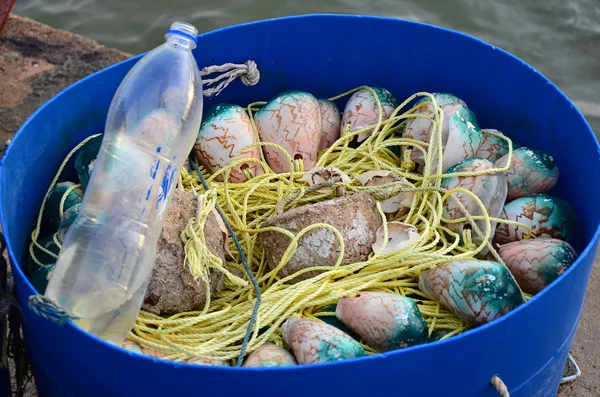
165,34,196,50
165,21,198,50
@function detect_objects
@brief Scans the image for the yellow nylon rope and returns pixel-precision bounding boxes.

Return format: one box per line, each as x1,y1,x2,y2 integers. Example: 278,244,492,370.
29,89,532,364
29,134,101,267
129,89,532,362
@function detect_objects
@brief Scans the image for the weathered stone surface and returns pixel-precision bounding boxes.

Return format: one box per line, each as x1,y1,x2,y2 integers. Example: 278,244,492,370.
0,14,131,154
261,192,382,283
142,189,226,315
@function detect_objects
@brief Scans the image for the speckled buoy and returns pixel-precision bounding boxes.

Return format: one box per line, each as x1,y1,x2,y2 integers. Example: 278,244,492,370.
474,129,518,162
402,93,483,172
441,158,508,246
120,339,169,360
316,304,360,340
182,157,193,173
140,345,166,359
243,343,297,367
119,339,144,355
341,87,397,143
255,91,322,173
496,147,560,201
75,134,103,192
318,99,342,151
58,203,80,243
30,264,53,294
419,260,524,326
185,357,229,366
194,103,263,183
41,181,83,235
260,192,383,283
281,317,365,364
27,234,60,277
429,329,453,342
494,194,576,244
496,238,578,294
336,292,428,352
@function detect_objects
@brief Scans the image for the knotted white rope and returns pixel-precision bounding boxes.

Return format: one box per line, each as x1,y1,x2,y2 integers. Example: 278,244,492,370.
490,376,510,397
201,60,260,97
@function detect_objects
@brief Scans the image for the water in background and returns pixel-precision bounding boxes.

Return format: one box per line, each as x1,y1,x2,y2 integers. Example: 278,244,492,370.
13,0,600,132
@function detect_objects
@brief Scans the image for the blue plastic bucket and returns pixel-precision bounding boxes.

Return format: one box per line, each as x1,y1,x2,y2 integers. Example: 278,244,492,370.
1,14,599,397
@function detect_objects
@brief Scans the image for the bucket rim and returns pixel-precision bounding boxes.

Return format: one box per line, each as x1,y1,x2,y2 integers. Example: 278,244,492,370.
2,13,599,370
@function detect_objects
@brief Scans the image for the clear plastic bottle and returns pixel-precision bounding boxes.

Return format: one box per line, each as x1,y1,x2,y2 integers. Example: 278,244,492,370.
44,21,204,343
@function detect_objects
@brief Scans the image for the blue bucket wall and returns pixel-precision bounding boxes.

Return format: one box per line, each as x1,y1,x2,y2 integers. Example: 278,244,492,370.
1,15,599,397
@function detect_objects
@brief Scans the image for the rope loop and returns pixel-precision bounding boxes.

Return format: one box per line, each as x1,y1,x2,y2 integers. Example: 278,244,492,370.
28,295,78,326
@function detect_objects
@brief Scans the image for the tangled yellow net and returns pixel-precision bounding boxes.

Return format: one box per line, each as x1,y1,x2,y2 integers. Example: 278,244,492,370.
124,88,530,362
28,87,532,364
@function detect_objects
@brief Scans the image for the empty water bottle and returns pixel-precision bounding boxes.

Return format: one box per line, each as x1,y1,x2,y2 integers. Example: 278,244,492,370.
45,21,204,343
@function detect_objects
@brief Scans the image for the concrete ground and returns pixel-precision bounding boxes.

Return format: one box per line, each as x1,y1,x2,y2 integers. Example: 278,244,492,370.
1,13,599,397
0,14,131,151
556,251,600,397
